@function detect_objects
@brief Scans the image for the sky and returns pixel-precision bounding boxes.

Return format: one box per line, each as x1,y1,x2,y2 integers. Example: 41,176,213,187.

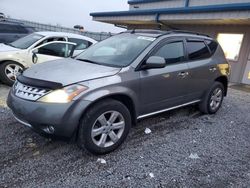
0,0,128,33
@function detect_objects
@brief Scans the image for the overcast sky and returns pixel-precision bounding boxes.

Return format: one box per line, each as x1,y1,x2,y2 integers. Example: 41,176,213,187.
0,0,128,32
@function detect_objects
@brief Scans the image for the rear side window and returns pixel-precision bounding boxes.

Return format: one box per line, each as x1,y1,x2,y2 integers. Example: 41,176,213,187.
186,40,210,60
68,38,92,50
154,41,185,64
205,40,218,55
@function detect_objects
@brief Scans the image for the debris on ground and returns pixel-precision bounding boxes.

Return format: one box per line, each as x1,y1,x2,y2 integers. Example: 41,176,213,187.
97,158,107,164
189,153,200,159
149,173,155,178
145,128,152,134
33,151,40,156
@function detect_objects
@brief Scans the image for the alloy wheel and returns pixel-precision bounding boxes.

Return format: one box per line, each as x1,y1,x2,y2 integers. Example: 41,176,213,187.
210,87,223,111
4,64,23,81
91,111,125,148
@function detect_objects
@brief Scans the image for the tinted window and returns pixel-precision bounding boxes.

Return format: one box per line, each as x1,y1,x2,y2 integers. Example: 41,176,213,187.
206,40,218,55
68,38,92,50
154,41,185,64
0,24,27,34
187,41,210,60
37,43,74,57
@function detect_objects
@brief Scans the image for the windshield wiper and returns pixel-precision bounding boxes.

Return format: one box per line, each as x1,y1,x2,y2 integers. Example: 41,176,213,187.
76,58,101,65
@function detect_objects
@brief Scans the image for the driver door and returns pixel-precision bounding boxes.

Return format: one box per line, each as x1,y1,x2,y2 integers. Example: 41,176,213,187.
28,41,76,65
139,39,191,116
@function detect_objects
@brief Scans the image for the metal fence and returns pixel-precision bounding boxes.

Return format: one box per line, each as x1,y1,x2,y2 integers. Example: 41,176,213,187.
6,18,113,41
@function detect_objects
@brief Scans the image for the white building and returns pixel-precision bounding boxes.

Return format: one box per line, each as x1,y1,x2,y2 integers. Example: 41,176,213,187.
91,0,250,85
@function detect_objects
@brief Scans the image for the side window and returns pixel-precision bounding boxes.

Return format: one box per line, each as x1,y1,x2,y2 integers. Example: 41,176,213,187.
37,43,74,57
154,41,185,64
35,37,66,47
205,40,218,55
68,38,91,50
186,40,210,60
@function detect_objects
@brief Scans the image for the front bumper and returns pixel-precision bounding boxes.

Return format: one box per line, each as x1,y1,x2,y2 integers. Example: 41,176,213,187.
7,90,91,138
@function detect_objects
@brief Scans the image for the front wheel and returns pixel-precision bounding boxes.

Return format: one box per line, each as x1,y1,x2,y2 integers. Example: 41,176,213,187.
0,61,24,86
199,82,225,114
77,99,131,155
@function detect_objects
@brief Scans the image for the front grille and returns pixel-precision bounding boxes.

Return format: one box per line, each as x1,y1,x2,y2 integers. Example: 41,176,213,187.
14,81,50,101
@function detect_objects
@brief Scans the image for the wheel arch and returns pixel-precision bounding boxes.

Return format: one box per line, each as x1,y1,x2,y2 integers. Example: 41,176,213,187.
83,93,137,125
73,93,137,141
0,60,24,67
215,76,228,96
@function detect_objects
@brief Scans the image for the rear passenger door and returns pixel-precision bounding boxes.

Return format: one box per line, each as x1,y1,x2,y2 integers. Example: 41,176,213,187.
185,38,217,100
139,38,191,115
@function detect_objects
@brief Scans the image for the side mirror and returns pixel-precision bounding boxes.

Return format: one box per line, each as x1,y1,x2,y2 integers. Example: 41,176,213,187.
32,50,38,64
32,49,38,54
143,56,166,69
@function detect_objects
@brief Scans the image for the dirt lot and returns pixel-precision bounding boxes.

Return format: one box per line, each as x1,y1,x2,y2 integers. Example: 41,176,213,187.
0,84,250,188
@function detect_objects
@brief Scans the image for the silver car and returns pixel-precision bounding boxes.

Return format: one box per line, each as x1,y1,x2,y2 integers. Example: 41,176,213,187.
7,30,230,155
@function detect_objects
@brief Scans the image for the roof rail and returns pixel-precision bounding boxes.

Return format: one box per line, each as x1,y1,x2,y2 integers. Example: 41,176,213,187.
166,30,211,37
120,29,210,38
121,29,166,35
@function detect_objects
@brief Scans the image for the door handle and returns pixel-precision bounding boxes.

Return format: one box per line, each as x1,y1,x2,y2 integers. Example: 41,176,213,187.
209,67,217,72
178,72,189,78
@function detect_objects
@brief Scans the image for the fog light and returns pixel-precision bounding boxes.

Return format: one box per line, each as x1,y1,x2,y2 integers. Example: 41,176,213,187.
43,125,55,134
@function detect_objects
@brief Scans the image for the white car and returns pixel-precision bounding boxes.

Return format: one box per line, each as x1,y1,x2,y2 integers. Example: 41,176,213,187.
0,31,97,85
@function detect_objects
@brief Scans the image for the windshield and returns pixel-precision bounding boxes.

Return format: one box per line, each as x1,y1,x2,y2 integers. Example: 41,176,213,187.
76,33,155,67
10,33,44,49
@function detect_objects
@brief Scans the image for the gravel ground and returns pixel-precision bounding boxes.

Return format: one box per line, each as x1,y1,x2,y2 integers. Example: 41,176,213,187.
0,84,250,188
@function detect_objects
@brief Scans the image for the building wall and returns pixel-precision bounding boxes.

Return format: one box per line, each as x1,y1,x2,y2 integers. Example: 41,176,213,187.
129,0,250,10
129,0,184,10
190,0,250,7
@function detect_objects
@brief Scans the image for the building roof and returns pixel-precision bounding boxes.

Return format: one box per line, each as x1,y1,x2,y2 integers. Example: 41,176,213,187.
91,2,250,27
128,0,170,4
91,2,250,17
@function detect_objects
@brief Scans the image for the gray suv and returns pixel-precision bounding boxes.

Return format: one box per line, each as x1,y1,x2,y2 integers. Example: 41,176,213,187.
7,30,230,155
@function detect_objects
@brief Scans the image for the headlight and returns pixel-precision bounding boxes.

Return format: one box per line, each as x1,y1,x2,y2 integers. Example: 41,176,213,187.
38,84,88,103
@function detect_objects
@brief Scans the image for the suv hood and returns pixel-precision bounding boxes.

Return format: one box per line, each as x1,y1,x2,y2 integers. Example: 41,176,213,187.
0,43,19,52
23,58,121,86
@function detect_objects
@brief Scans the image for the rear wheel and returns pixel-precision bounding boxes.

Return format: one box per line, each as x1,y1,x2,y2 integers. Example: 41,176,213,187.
199,82,224,114
77,99,131,155
0,61,24,86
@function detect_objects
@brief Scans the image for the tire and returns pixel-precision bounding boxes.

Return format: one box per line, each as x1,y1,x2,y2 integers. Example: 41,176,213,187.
77,99,132,155
199,81,225,114
0,61,24,86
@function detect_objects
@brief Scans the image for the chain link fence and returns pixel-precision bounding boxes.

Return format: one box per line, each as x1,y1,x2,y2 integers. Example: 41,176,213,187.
7,18,113,41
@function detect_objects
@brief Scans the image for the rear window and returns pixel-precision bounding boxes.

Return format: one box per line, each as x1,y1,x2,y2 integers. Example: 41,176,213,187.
205,40,218,55
0,24,28,34
186,40,210,61
68,38,92,50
